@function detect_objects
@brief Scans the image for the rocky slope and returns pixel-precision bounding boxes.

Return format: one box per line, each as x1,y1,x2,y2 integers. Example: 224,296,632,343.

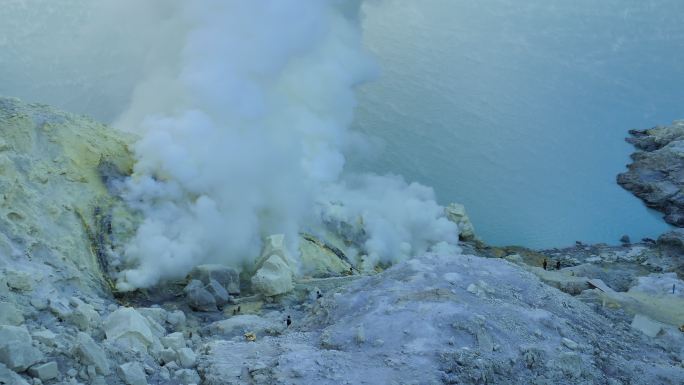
618,120,684,226
200,253,684,385
1,98,684,385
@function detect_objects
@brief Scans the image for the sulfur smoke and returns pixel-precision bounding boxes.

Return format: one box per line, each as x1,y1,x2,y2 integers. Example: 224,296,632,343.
0,0,459,291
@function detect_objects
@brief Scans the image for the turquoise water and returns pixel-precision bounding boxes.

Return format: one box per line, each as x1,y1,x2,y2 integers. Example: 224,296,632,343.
1,0,681,249
352,0,681,248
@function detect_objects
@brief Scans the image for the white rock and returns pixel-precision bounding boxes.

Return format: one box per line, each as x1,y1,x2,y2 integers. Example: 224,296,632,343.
174,369,200,385
48,298,72,319
561,337,579,350
29,298,47,311
177,348,197,368
161,332,186,351
28,362,59,381
137,308,167,327
4,269,34,291
0,302,24,325
159,367,171,381
444,203,476,240
355,325,366,344
251,254,294,296
0,325,43,371
67,298,101,331
31,330,58,348
0,362,30,385
104,308,160,352
74,332,109,375
159,348,177,365
167,310,186,329
87,365,97,380
118,362,148,385
631,314,664,338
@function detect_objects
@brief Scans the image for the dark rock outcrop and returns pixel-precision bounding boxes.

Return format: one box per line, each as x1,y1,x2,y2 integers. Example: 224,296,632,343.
617,120,684,226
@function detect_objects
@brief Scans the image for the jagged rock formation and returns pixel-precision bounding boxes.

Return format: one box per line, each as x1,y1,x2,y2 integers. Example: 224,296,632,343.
618,120,684,226
444,203,476,241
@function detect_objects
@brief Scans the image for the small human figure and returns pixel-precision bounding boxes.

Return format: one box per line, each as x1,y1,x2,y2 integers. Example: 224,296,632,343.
237,305,241,313
542,259,547,270
673,284,676,294
286,315,291,327
556,260,561,270
349,267,353,275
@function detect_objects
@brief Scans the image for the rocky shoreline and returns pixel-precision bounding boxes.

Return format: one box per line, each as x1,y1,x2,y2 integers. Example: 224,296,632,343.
618,120,684,227
1,97,683,384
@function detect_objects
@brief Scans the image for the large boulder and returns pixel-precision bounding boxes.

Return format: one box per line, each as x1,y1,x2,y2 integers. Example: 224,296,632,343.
27,361,59,381
0,326,43,372
617,120,684,226
251,254,294,296
74,332,110,375
118,362,148,385
0,362,30,385
444,203,476,241
183,280,218,312
188,264,240,295
631,314,665,338
65,297,101,331
250,234,296,296
0,302,24,326
104,307,161,352
299,233,351,278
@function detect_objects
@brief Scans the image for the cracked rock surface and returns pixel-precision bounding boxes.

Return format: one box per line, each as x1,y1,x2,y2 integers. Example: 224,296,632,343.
618,120,684,227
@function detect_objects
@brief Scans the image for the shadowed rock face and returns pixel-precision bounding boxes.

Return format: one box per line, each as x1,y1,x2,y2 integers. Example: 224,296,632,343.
618,120,684,226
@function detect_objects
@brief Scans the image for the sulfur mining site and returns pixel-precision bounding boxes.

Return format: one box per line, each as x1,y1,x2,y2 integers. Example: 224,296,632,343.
1,1,684,384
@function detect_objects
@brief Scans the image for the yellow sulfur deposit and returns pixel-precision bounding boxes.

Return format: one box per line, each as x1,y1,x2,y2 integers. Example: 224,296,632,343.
0,97,137,295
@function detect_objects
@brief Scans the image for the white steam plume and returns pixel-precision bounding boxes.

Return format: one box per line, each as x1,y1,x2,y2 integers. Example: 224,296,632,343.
100,0,459,291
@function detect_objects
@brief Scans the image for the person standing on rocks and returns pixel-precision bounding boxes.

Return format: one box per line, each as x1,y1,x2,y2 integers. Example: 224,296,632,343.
543,259,548,270
556,260,561,270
